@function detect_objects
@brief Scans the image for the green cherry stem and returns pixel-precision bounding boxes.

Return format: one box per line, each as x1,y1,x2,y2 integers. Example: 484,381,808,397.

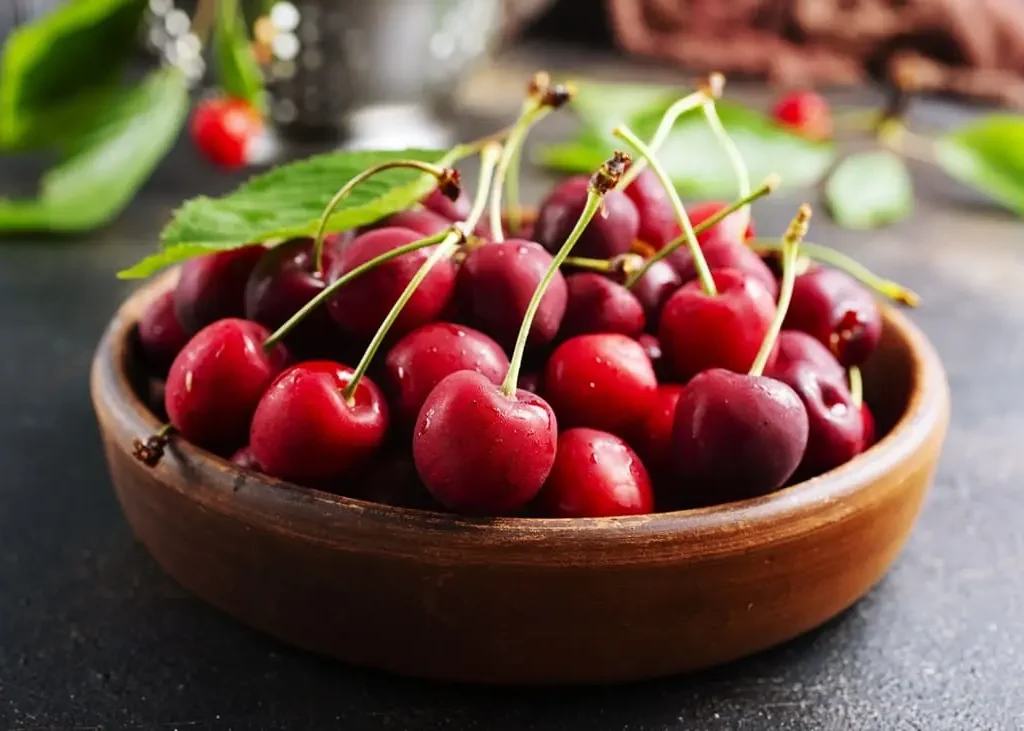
701,96,753,231
748,239,920,306
500,151,630,398
311,160,461,274
340,142,504,405
614,123,717,296
562,255,615,273
848,366,864,408
624,174,779,288
749,204,813,377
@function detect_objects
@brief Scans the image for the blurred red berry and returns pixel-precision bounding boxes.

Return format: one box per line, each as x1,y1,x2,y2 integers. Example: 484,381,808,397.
772,91,832,141
191,98,264,169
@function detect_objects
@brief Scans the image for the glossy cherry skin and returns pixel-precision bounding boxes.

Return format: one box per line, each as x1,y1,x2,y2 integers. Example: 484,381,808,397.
538,428,654,518
785,266,881,367
688,200,755,246
658,269,777,382
773,330,846,385
672,368,809,504
861,403,876,447
635,333,667,380
631,383,684,478
629,259,681,330
772,90,832,141
326,226,456,341
250,361,389,485
383,322,509,429
375,208,451,238
544,334,657,437
413,371,558,515
174,246,267,335
667,234,778,300
455,239,567,351
190,97,264,169
624,168,678,249
138,290,190,375
165,319,289,453
422,187,470,222
533,176,640,259
561,273,645,338
230,446,262,471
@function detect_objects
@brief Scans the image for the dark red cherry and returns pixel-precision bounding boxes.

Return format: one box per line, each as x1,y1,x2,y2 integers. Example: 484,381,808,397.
687,200,755,246
667,234,778,299
534,175,640,259
138,290,190,375
624,168,678,249
519,371,542,394
630,259,681,330
165,318,289,453
773,330,846,385
635,333,667,380
658,269,777,382
785,266,881,367
174,246,267,334
375,208,452,238
861,403,876,447
544,334,657,437
631,383,683,478
249,361,389,485
538,428,654,518
672,368,809,504
456,239,567,350
383,322,509,429
422,187,470,222
230,445,262,471
561,273,645,338
413,371,558,515
326,227,456,341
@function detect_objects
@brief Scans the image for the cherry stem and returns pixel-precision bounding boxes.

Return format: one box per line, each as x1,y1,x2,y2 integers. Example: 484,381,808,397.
562,255,614,273
848,366,864,408
700,98,753,232
311,160,460,274
614,124,717,296
340,142,504,405
262,231,448,351
131,423,175,467
624,174,779,288
489,103,548,241
504,143,525,236
749,204,813,377
748,239,920,306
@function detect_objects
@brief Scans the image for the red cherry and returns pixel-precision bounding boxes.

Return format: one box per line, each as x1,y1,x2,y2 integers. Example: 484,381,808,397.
772,90,832,141
538,428,654,518
165,319,289,453
518,370,542,394
635,333,667,380
455,239,567,350
190,98,264,169
667,234,778,299
631,383,683,478
772,330,846,385
138,290,190,375
673,368,809,504
421,187,470,222
174,246,267,334
623,168,678,249
375,208,452,239
231,445,262,471
687,200,755,246
413,371,558,515
630,259,681,330
534,176,640,259
325,227,456,341
658,269,777,382
544,334,657,437
249,361,389,485
785,267,881,367
561,273,645,338
861,403,876,447
383,322,509,429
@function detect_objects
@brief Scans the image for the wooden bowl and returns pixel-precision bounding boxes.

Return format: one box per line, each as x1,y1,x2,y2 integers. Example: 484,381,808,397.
91,269,949,685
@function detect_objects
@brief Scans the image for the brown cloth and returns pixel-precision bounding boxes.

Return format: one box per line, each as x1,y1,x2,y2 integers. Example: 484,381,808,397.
607,0,1024,107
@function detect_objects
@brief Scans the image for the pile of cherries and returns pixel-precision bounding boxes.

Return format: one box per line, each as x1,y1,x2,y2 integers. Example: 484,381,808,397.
133,79,916,519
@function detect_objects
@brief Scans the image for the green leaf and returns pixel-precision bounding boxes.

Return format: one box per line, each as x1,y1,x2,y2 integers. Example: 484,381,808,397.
935,115,1024,216
0,0,146,150
213,0,266,110
538,81,835,197
0,67,189,233
569,81,676,135
825,151,914,229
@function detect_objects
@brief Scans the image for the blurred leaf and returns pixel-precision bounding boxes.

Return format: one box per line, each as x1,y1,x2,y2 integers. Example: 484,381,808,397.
213,0,266,110
539,80,835,197
825,151,913,229
0,0,146,150
935,115,1024,216
569,81,676,134
119,148,449,278
0,68,189,233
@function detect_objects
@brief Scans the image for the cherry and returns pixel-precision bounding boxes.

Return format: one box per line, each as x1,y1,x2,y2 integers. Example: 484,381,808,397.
376,208,452,239
688,200,755,246
624,167,678,249
421,187,470,222
561,273,645,338
658,269,777,381
544,333,657,437
772,330,846,385
538,428,654,517
629,259,681,330
383,323,509,429
326,227,456,341
861,403,876,447
667,234,778,299
635,333,667,380
519,370,542,394
249,361,389,485
785,266,881,367
534,176,640,259
231,445,262,471
165,319,289,453
630,383,683,478
138,290,190,375
772,90,832,141
174,245,267,334
190,97,264,169
455,240,567,351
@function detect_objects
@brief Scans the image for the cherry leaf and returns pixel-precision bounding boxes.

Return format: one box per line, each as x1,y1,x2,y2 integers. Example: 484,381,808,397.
936,116,1024,216
825,151,914,229
212,0,266,110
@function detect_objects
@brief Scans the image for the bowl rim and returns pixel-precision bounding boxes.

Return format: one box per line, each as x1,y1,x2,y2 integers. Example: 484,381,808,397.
92,268,949,563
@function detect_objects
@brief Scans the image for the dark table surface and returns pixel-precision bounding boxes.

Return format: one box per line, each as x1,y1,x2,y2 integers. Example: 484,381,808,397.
2,56,1023,731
